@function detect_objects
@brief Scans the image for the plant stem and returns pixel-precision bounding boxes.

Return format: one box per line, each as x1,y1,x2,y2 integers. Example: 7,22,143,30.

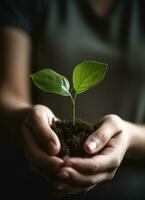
70,93,77,126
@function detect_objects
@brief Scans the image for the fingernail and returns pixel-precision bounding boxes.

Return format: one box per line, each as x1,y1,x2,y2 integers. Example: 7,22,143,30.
87,141,97,152
57,171,69,179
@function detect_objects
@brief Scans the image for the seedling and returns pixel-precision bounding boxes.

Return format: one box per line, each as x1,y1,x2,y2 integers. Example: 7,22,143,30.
30,61,108,125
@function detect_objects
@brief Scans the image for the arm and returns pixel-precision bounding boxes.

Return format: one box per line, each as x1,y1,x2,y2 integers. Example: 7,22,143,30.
82,116,145,160
0,27,63,186
54,115,145,194
125,121,145,160
0,27,32,144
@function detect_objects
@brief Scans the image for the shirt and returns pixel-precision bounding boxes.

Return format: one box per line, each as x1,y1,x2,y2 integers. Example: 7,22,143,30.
0,0,145,123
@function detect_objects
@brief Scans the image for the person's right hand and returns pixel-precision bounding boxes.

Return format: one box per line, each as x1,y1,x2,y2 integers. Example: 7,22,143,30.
22,105,63,180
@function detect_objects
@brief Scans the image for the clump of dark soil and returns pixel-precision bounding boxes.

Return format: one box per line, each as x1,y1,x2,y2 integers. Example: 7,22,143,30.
51,119,96,158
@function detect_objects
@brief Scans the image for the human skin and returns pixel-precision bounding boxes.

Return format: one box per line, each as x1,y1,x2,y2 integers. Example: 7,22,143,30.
0,27,63,183
54,115,145,194
88,0,115,17
0,25,145,195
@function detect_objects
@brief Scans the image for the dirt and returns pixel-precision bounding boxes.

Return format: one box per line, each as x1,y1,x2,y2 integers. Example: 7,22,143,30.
51,119,96,158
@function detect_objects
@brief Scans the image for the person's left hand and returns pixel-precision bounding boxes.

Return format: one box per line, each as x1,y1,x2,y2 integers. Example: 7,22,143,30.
53,114,132,195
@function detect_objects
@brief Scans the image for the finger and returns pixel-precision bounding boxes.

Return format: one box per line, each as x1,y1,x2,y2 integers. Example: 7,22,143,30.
23,126,63,173
28,163,49,179
84,115,123,154
24,107,61,155
57,167,111,187
52,185,96,197
53,181,96,194
63,152,119,174
28,163,60,183
64,132,126,175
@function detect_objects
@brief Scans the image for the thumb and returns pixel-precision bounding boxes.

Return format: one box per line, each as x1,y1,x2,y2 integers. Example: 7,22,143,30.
42,106,61,155
26,107,61,156
45,125,61,156
84,119,121,154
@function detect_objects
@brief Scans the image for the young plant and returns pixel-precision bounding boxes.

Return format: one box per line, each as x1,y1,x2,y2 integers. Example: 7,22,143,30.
30,61,108,125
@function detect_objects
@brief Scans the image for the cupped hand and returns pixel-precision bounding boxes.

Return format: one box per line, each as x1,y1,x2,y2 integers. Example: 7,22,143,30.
22,104,63,179
54,114,132,194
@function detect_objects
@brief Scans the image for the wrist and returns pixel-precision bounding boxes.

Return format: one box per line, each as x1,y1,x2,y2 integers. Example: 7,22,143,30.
124,121,135,153
124,121,145,160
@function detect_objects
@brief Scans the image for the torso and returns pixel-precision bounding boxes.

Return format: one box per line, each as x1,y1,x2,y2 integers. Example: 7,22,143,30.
33,0,145,123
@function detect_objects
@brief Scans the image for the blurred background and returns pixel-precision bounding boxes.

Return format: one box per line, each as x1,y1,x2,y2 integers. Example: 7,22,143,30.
0,0,145,199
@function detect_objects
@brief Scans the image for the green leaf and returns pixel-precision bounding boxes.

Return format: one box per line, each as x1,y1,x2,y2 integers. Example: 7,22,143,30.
73,61,108,94
30,68,70,96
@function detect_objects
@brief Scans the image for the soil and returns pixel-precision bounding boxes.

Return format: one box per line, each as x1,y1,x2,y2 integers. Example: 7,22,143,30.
51,119,96,158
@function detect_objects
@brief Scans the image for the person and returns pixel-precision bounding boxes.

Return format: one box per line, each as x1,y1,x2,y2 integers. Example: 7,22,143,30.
0,0,145,199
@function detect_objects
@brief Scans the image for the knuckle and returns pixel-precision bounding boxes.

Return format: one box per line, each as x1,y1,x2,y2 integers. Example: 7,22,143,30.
107,174,113,180
104,114,123,131
98,133,107,144
23,106,43,126
88,177,96,185
108,172,116,180
112,158,120,169
111,171,116,179
105,114,120,123
32,107,45,125
92,160,100,172
91,177,97,185
33,107,42,119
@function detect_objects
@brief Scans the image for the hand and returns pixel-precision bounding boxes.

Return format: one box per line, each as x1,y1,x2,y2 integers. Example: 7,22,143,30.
55,115,131,194
22,105,63,180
